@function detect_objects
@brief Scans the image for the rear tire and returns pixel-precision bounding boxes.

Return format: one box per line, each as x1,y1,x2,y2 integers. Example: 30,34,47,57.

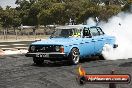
100,44,114,60
69,48,80,65
33,57,44,65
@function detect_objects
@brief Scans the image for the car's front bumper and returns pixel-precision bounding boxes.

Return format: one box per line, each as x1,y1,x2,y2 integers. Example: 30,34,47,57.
25,52,67,59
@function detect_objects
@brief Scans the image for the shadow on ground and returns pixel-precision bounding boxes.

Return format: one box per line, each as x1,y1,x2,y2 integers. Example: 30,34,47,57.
32,56,104,67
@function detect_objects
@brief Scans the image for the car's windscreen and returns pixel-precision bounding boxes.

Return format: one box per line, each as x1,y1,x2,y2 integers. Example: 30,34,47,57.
50,28,81,38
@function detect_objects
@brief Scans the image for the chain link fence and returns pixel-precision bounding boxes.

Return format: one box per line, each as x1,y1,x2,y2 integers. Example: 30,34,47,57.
0,27,54,41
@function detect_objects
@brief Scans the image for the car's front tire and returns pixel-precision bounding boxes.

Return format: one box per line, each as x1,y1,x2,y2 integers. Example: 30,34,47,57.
33,57,44,65
69,48,80,65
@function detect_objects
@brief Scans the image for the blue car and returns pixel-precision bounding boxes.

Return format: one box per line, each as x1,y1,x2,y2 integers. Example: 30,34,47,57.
25,25,118,65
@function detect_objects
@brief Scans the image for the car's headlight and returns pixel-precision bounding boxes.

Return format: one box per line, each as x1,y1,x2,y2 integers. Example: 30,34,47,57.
55,46,60,51
30,46,35,52
60,46,64,53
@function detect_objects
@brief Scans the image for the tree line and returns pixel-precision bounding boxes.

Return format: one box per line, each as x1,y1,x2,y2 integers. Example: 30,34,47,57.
0,0,132,29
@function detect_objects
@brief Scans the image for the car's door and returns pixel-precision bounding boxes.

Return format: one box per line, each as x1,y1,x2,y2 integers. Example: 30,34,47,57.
81,28,94,57
96,27,106,50
89,27,105,54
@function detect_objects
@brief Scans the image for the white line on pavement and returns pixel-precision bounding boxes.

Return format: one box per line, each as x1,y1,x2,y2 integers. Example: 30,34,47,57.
0,45,9,46
12,44,27,45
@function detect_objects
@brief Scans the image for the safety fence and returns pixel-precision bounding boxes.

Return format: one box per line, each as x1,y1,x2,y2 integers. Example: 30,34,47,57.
0,28,53,40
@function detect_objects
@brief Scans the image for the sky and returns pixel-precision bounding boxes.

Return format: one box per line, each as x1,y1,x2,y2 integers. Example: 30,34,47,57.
0,0,18,8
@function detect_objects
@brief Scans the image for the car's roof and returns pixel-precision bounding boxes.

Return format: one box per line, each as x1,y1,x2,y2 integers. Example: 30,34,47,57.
55,25,97,29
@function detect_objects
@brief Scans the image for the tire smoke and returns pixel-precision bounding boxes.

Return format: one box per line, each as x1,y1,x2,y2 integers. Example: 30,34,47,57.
86,13,132,60
99,12,132,60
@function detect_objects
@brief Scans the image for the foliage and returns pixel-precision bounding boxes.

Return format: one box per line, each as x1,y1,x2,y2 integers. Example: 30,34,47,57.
0,0,131,28
122,0,132,12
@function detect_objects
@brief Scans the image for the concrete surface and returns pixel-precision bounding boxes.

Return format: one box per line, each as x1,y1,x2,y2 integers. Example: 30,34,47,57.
0,55,132,88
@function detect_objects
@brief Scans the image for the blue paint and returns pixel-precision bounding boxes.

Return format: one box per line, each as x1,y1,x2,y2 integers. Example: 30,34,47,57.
29,25,116,59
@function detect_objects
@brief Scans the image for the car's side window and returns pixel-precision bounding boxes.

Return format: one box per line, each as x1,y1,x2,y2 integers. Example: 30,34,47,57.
83,28,91,37
97,27,104,35
89,27,100,36
71,28,81,37
60,29,73,36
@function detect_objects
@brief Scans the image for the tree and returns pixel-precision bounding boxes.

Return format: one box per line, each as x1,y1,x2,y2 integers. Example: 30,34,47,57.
13,0,127,26
49,3,66,24
0,6,13,28
0,6,3,28
122,0,132,12
12,9,21,30
77,1,101,23
99,5,122,21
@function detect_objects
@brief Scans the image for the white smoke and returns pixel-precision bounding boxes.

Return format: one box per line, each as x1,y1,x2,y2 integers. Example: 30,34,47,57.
86,18,96,26
99,12,132,60
87,12,132,60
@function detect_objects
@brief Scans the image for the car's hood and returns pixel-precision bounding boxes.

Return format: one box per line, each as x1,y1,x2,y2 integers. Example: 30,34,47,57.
32,38,82,46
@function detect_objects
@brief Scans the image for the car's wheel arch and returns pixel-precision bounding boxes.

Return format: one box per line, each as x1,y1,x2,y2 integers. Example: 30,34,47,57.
68,46,80,56
99,43,114,60
68,47,80,65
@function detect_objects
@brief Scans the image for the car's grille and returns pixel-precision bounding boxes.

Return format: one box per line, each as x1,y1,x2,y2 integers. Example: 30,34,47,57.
29,45,58,53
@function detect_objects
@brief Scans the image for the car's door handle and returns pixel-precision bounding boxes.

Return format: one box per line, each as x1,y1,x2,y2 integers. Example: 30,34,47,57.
80,43,84,44
92,39,96,42
101,38,105,40
85,42,90,43
98,40,102,41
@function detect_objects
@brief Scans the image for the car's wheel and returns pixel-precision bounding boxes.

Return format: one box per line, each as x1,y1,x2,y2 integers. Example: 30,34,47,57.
100,44,113,60
69,48,80,65
33,57,44,65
